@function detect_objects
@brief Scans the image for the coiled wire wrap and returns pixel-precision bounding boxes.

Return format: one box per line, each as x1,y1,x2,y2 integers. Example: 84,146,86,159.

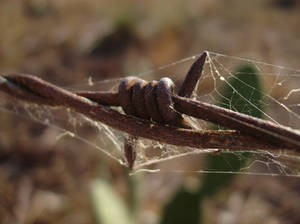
118,76,191,129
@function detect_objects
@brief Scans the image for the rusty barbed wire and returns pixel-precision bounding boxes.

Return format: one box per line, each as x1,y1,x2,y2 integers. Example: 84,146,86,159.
0,52,300,168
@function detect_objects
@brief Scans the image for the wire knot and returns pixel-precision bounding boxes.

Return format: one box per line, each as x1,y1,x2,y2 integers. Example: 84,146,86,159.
118,76,190,129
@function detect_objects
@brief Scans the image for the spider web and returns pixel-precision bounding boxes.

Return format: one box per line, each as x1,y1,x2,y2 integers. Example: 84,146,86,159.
0,51,299,177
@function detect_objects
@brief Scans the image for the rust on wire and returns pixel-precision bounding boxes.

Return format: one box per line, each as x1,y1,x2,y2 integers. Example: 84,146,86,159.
0,52,300,169
124,136,138,170
178,52,207,98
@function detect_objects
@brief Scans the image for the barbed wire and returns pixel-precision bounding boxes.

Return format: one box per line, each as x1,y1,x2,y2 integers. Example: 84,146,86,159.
0,52,299,168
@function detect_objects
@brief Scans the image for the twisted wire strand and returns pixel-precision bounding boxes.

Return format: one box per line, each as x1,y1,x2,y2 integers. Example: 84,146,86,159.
0,52,299,154
0,71,299,151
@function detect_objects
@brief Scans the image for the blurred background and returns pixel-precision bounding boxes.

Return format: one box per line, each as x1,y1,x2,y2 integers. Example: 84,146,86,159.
0,0,299,223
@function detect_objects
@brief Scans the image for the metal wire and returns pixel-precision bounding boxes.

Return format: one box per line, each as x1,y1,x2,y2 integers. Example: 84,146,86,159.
0,52,299,163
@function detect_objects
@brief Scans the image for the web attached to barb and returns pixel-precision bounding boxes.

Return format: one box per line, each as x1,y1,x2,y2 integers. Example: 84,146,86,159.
0,51,299,177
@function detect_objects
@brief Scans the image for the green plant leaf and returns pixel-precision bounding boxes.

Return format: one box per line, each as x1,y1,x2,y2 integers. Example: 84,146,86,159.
89,179,132,224
160,187,201,224
200,64,264,197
